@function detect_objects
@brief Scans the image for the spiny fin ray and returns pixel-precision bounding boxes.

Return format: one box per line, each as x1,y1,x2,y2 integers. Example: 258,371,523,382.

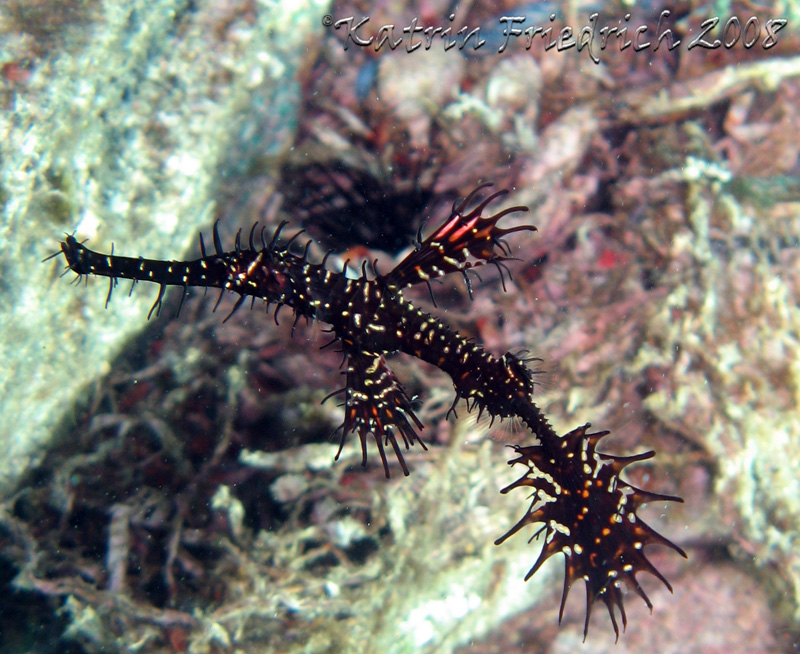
383,182,535,292
334,351,425,478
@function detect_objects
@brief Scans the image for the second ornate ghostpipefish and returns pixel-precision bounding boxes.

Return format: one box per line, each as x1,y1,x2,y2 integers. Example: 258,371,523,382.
56,183,685,639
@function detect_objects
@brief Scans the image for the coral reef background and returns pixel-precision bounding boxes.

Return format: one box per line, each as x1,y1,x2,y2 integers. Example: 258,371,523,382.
1,0,799,652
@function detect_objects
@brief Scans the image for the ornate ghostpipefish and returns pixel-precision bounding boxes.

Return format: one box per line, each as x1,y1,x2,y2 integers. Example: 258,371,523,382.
54,182,685,638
